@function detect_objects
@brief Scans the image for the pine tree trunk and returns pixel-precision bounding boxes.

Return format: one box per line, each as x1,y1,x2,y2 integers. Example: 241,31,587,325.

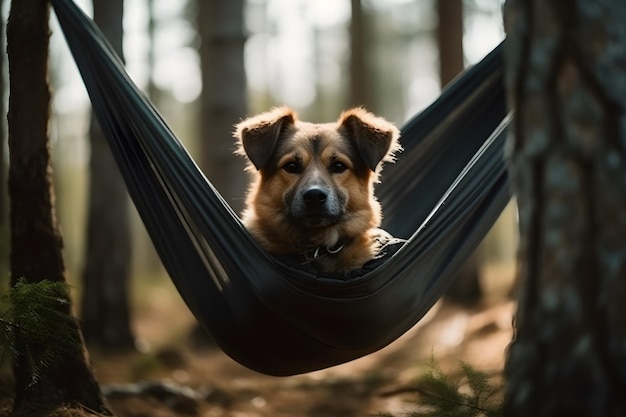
146,0,159,102
80,0,135,351
0,0,7,227
436,0,463,87
190,0,248,346
503,1,626,415
7,0,110,413
197,0,247,213
436,0,482,304
349,0,372,110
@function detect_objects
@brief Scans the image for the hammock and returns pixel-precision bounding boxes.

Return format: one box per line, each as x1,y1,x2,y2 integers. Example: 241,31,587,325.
51,0,511,376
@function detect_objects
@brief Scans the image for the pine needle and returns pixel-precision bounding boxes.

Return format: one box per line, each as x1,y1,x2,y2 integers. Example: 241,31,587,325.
377,359,504,417
0,279,83,386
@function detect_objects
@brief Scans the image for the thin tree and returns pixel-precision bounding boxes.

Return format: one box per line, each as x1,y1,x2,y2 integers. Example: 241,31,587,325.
437,0,463,87
196,0,247,214
437,0,483,304
81,0,135,350
0,0,6,227
6,0,110,413
349,0,372,110
146,0,159,102
189,0,247,346
503,0,626,415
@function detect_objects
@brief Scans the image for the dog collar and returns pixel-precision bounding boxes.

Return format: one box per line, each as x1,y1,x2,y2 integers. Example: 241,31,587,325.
299,239,348,266
311,240,345,259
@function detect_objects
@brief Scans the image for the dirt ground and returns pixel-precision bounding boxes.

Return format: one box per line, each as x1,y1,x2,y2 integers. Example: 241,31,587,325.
0,263,516,417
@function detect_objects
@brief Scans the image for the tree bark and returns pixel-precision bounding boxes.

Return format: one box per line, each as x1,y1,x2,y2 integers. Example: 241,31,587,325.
80,0,135,350
197,0,247,214
436,0,463,87
437,0,483,304
503,1,626,416
349,0,373,110
0,0,7,227
7,0,110,413
146,0,159,102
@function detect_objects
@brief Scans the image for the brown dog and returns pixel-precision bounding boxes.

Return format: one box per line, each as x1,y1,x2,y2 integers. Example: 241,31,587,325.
234,107,401,274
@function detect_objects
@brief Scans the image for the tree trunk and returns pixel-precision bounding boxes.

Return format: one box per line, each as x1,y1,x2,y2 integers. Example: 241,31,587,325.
436,0,463,87
196,0,247,214
80,0,135,350
7,0,110,413
349,0,373,110
437,0,483,304
0,0,7,227
503,1,626,415
146,0,159,102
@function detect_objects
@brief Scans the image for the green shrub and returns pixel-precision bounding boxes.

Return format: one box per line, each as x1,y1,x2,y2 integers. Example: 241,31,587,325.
377,359,504,417
0,279,82,386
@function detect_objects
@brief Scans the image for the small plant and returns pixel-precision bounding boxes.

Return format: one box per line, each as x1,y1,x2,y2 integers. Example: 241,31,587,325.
377,359,504,417
0,279,82,386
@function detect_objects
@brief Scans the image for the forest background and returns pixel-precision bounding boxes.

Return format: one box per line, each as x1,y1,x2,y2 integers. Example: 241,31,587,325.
0,1,518,416
46,0,508,279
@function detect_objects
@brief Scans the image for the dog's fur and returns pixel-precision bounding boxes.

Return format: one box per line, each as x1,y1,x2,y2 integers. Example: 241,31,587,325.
234,107,401,274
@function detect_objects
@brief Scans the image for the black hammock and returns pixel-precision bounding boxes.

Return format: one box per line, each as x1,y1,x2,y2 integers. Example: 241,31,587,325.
51,0,512,376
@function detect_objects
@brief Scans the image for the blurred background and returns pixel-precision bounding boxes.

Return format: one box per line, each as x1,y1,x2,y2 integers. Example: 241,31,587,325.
0,0,517,343
44,0,517,347
47,0,509,278
0,1,521,415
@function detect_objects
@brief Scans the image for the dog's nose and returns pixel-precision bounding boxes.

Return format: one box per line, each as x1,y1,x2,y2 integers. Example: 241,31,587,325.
303,187,327,206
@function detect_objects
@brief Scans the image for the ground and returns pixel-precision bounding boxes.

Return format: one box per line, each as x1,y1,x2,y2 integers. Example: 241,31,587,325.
0,263,515,417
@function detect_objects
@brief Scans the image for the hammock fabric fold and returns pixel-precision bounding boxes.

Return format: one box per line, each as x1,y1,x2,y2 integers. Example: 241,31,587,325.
51,0,511,376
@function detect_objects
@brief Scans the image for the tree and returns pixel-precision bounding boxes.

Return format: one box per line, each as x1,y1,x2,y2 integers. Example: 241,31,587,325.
436,0,463,87
349,0,374,110
503,1,626,415
80,0,135,350
436,0,483,304
196,0,247,214
6,0,110,413
146,0,159,102
0,0,7,227
189,0,247,346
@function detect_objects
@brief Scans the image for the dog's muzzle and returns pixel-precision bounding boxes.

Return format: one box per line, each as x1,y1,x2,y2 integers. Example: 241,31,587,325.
289,185,343,227
303,186,328,207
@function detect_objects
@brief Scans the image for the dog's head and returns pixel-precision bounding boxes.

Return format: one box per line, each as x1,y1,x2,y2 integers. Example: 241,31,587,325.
234,107,400,253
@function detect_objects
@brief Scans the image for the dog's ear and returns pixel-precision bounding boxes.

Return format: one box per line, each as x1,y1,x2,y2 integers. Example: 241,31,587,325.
234,107,297,170
338,108,401,172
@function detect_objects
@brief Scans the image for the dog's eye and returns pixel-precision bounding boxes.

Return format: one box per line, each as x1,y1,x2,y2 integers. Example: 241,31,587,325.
329,161,348,174
283,161,302,174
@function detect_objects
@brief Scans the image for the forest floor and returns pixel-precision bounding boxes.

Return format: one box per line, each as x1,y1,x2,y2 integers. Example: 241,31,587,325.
0,263,516,417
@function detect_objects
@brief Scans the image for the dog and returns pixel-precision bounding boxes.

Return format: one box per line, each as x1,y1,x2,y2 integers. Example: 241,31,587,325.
234,107,401,274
